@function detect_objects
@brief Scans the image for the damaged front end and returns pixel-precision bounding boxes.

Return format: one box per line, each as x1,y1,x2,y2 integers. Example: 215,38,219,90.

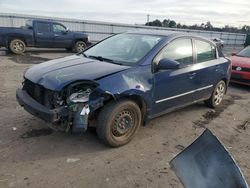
63,81,106,133
16,79,110,133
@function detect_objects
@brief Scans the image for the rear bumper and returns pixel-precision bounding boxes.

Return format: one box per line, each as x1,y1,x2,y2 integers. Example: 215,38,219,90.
16,88,68,122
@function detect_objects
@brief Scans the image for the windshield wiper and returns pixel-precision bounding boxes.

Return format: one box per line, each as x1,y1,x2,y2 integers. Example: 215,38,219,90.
88,55,122,65
81,52,88,57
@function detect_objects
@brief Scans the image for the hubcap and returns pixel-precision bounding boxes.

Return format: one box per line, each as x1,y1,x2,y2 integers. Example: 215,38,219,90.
112,110,134,137
214,82,225,105
13,41,24,52
76,42,86,52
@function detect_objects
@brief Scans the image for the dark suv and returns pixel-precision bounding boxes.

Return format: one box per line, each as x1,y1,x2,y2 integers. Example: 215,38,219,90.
16,31,231,147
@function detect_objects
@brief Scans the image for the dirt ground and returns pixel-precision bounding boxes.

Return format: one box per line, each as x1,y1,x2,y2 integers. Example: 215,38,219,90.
0,47,249,188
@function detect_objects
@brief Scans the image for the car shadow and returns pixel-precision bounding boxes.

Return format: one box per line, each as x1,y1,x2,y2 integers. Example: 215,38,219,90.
229,83,250,92
0,47,72,54
0,48,74,64
2,119,108,163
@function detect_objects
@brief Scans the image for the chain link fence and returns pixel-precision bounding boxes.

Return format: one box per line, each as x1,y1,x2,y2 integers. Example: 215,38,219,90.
0,13,246,46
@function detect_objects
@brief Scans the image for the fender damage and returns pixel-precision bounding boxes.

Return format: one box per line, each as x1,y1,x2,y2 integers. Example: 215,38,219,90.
16,63,153,133
63,65,153,133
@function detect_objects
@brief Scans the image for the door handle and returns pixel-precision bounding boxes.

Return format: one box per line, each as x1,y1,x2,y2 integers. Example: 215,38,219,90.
54,34,60,37
189,72,196,79
37,32,43,35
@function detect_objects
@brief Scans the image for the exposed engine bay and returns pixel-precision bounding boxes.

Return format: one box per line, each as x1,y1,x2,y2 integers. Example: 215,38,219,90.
21,79,109,133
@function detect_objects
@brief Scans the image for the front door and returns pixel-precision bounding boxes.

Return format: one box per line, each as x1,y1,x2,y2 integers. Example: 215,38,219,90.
52,23,72,48
152,37,198,116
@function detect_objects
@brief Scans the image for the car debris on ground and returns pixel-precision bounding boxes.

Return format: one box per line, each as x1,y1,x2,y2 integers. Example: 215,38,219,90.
170,129,249,188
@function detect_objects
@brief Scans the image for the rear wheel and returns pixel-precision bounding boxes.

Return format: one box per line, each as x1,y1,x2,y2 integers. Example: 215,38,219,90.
96,99,141,147
205,80,226,108
74,41,86,53
9,39,26,54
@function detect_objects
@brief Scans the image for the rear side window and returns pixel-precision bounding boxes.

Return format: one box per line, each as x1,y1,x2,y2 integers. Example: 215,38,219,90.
37,22,50,33
156,38,193,65
195,40,216,63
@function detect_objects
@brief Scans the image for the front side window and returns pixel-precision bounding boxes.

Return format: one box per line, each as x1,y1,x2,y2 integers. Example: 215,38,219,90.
37,22,50,33
84,34,163,65
53,24,66,32
195,40,216,63
155,38,193,65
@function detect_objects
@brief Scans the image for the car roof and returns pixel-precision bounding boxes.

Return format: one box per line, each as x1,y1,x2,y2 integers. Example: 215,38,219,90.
126,29,184,36
126,29,212,42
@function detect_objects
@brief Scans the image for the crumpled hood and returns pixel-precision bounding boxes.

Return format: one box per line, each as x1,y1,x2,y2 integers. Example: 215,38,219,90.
24,55,130,91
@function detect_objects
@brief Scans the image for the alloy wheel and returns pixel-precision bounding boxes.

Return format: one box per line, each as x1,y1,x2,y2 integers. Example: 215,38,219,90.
214,82,225,105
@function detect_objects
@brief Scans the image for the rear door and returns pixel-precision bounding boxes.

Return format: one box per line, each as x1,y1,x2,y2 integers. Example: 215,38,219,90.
52,23,73,48
192,39,222,101
34,21,53,47
152,37,198,116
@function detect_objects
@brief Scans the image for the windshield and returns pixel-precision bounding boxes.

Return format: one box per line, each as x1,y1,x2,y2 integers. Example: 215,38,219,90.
84,33,163,65
237,47,250,57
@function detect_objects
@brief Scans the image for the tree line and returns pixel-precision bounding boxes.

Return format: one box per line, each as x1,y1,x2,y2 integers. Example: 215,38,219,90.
145,19,250,34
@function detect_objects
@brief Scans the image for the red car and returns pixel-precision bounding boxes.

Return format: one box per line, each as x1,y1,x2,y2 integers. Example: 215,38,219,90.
230,46,250,86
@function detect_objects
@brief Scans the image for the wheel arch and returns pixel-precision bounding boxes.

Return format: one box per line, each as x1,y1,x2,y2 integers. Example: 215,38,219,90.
73,37,88,45
221,77,229,93
89,90,148,125
117,94,147,120
8,36,27,46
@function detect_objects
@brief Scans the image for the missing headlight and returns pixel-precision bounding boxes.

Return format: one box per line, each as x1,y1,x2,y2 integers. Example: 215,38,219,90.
68,88,92,103
67,83,96,133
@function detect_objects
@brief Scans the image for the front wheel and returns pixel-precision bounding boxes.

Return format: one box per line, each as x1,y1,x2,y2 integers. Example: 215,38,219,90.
9,39,26,54
74,41,86,53
205,80,226,108
96,99,142,147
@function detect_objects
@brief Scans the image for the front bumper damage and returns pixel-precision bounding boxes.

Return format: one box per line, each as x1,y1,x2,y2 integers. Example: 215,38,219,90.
16,88,68,122
16,87,106,133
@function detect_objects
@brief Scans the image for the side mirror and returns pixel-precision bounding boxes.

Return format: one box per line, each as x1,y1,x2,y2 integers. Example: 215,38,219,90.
157,58,180,70
231,52,237,56
62,28,69,34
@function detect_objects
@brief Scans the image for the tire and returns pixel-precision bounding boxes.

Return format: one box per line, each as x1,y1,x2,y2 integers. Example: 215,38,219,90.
9,39,26,54
96,99,142,147
74,41,86,53
205,80,226,108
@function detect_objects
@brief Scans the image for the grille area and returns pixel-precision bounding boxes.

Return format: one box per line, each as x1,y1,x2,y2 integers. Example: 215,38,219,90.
23,79,46,105
232,66,250,72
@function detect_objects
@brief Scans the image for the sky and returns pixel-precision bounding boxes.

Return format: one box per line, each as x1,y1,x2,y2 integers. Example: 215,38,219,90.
0,0,250,27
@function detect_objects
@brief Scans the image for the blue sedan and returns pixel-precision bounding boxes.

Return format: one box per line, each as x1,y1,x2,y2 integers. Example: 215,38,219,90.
16,30,231,147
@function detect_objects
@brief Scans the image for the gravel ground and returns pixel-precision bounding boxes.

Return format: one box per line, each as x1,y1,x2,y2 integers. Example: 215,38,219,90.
0,47,249,188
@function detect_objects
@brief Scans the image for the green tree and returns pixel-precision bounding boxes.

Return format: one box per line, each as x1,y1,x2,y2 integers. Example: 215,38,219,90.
242,25,250,33
162,19,170,27
205,21,213,30
169,20,177,28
